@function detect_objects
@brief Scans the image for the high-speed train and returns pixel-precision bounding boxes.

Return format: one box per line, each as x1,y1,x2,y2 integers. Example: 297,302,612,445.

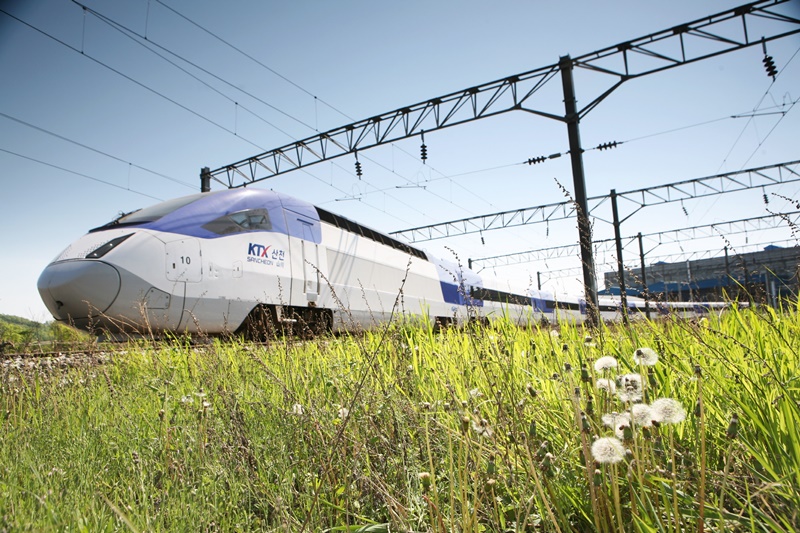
37,188,720,336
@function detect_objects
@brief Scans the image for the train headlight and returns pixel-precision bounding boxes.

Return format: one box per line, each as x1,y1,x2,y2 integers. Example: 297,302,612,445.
86,233,133,259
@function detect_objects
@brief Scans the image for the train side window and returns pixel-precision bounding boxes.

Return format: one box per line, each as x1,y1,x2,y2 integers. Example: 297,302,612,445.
203,208,272,235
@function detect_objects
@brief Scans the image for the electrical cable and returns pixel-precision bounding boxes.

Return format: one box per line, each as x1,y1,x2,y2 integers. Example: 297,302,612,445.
73,1,314,140
0,6,428,233
153,0,355,124
0,147,163,201
0,7,268,154
0,111,195,190
78,2,441,229
717,44,800,173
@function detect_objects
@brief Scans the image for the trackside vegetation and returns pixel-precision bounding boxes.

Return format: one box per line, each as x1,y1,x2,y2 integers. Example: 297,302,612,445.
1,305,799,531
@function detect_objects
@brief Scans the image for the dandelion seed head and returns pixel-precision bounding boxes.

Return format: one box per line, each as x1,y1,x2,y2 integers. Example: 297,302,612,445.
418,471,432,491
602,412,630,429
620,373,642,391
633,347,659,366
591,437,626,464
472,418,494,439
631,403,654,427
596,378,616,393
594,356,618,372
650,398,686,424
617,390,643,403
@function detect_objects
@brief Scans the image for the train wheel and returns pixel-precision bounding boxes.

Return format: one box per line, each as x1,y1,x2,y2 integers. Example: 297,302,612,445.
237,305,279,341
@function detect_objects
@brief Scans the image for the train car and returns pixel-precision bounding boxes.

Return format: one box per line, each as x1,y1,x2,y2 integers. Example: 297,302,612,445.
37,189,545,336
37,188,728,337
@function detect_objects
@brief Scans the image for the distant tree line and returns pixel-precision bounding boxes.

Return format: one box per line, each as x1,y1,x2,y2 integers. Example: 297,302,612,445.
0,314,91,352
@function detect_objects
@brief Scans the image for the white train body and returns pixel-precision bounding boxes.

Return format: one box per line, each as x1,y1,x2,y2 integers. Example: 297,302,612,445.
37,189,719,336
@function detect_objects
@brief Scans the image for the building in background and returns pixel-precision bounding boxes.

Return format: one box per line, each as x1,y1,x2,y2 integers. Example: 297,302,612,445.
602,245,800,305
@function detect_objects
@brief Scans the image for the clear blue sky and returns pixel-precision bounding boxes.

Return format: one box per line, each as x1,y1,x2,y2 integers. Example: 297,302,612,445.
2,0,799,320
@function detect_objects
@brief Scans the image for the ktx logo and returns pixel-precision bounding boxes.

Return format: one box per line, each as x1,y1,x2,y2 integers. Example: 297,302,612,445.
248,243,271,257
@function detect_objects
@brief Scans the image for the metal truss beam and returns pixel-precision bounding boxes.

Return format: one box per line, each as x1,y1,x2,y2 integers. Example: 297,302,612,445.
390,201,577,242
470,210,800,269
626,238,799,267
209,0,799,188
533,238,798,285
589,160,800,223
392,160,800,242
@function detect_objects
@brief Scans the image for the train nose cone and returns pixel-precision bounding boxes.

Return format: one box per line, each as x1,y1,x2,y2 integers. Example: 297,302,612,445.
38,260,121,327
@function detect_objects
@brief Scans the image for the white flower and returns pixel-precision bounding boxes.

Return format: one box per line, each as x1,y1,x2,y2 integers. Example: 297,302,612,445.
602,412,630,429
472,418,494,439
337,407,349,419
631,403,654,428
633,347,659,366
650,398,686,424
591,437,626,464
594,356,618,372
469,388,483,399
617,373,643,403
596,378,616,393
617,390,643,403
550,330,560,338
291,403,305,416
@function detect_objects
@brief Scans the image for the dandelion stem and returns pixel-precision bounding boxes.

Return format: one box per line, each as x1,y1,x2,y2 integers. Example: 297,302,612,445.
610,464,625,533
717,440,736,533
670,430,680,533
696,367,707,533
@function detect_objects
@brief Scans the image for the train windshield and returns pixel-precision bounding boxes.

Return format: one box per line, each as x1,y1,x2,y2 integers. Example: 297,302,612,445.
202,208,272,235
117,193,207,224
91,193,207,232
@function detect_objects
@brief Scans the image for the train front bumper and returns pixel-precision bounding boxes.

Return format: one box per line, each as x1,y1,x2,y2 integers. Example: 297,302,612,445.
37,260,121,331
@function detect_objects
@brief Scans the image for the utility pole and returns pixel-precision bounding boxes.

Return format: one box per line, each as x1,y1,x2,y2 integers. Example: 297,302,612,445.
610,189,629,325
200,167,211,193
559,55,599,326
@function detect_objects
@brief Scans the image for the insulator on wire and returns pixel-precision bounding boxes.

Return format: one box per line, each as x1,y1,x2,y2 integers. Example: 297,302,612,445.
763,54,777,79
597,141,619,151
420,130,428,163
527,155,546,165
354,153,362,179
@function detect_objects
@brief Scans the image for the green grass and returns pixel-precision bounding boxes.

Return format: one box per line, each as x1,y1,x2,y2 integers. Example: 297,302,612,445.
2,305,799,531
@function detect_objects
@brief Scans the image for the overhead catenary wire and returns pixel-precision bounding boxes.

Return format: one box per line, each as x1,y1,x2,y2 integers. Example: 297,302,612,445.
0,5,431,234
152,0,356,126
79,0,443,231
717,44,800,173
0,111,195,190
0,7,269,154
0,147,163,201
72,1,316,140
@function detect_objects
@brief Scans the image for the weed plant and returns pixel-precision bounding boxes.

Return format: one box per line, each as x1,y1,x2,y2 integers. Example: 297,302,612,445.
1,304,799,531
